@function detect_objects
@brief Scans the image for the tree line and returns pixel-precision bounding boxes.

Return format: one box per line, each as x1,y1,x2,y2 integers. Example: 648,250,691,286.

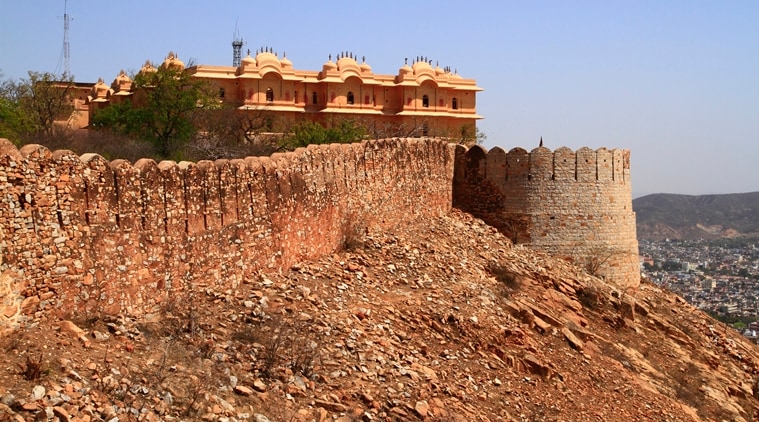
0,67,484,163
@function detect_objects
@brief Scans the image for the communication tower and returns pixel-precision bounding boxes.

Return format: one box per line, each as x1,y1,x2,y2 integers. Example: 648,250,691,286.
232,23,244,67
62,0,72,77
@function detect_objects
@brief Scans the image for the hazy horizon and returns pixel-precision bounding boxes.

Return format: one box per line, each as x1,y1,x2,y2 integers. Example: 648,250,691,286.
2,1,757,196
634,190,759,199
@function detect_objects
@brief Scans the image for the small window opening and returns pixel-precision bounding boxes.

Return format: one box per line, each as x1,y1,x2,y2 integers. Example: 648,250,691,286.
452,97,458,110
347,91,355,105
312,91,318,104
422,94,429,108
266,88,274,102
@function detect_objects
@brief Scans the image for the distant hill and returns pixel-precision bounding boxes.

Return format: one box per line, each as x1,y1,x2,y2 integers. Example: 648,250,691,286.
633,191,759,240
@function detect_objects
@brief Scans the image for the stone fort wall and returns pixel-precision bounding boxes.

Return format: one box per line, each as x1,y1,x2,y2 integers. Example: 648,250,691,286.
0,138,639,332
453,145,639,288
0,138,454,330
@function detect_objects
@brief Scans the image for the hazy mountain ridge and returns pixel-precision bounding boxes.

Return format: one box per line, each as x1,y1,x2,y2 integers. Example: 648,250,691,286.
634,191,759,240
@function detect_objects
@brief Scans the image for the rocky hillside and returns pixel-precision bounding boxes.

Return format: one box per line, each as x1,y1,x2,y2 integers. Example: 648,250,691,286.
2,210,759,421
634,192,759,240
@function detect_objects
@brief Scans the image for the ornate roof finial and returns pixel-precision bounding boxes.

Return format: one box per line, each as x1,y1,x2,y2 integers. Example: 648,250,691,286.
539,137,544,147
362,55,366,63
405,57,408,65
329,54,332,61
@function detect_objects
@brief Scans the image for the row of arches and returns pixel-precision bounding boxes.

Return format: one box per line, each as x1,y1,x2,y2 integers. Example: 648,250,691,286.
420,95,458,109
254,88,459,110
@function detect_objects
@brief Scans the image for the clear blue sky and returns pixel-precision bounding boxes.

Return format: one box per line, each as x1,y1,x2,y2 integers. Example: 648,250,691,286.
1,0,757,196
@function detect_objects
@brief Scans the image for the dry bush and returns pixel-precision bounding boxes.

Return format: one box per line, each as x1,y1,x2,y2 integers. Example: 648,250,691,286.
487,261,521,297
340,208,368,251
24,129,158,162
182,133,279,161
233,315,323,380
18,351,45,380
579,245,630,278
577,284,603,309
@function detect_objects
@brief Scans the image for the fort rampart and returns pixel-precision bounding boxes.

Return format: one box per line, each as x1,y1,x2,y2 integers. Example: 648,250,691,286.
0,138,454,330
453,145,639,287
0,138,639,332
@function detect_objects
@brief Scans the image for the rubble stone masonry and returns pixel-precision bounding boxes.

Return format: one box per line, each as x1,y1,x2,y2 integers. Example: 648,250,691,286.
453,145,639,288
0,138,639,332
0,138,454,330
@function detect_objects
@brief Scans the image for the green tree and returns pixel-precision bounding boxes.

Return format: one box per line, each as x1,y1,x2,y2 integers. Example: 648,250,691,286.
90,101,139,135
92,65,214,159
0,71,73,142
283,118,366,150
458,124,486,146
0,77,28,141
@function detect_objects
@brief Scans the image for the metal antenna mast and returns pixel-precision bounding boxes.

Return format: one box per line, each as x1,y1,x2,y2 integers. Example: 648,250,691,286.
62,0,72,77
232,19,244,67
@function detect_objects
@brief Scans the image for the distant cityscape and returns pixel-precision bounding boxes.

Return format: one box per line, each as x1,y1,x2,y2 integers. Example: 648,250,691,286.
640,237,759,338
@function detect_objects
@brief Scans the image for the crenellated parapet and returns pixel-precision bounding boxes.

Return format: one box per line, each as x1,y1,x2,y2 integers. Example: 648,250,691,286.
453,145,639,288
0,138,454,328
458,145,630,183
0,137,639,332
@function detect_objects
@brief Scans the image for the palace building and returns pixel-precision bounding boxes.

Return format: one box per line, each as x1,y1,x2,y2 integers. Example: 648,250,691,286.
84,50,483,137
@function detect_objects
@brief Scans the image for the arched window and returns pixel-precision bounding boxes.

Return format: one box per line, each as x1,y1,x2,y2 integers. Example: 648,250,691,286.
452,97,458,110
266,88,274,102
422,94,429,108
219,88,225,99
312,91,318,104
347,91,355,105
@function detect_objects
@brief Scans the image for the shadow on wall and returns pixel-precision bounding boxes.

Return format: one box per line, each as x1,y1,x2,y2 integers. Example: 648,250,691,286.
452,144,639,289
